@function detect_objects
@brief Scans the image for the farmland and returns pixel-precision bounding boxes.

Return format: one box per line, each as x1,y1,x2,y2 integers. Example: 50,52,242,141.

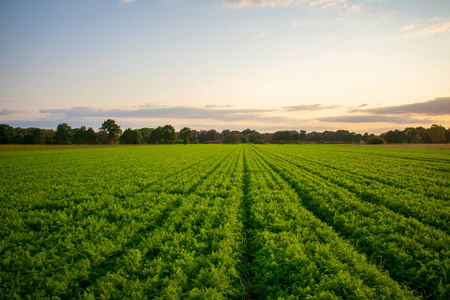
0,144,449,299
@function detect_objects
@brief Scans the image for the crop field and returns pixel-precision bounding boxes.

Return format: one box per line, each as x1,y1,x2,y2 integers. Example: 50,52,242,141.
1,144,449,299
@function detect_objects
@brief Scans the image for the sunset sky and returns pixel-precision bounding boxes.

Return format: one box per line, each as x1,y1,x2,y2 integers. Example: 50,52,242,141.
1,0,449,133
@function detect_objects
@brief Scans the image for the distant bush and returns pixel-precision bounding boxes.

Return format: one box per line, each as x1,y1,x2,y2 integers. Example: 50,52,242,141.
367,136,385,144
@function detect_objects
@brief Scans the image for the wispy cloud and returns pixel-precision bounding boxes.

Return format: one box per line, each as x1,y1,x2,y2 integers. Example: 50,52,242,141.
204,104,234,108
318,115,425,124
351,97,450,115
404,21,450,37
223,0,356,10
223,0,308,7
119,0,135,4
284,104,339,112
318,97,450,124
422,22,450,34
344,4,360,13
161,0,184,3
0,109,15,116
309,0,345,8
39,105,294,123
401,24,415,30
289,19,314,27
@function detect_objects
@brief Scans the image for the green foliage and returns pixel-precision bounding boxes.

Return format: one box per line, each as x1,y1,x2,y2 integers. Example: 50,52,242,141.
179,127,193,144
72,126,87,144
367,136,385,144
99,119,122,144
429,124,446,143
85,127,99,144
149,125,176,144
54,123,73,145
0,124,15,144
138,128,154,144
1,144,448,299
119,128,142,144
222,131,241,144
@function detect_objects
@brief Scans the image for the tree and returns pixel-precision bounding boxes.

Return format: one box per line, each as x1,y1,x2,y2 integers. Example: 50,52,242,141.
342,132,356,143
241,129,262,143
54,123,73,144
23,128,49,144
0,124,15,144
428,124,446,143
161,125,176,144
384,130,406,144
85,127,99,144
149,125,176,144
353,133,363,144
119,128,142,144
72,126,87,144
300,130,307,142
417,127,432,143
179,127,193,144
307,131,320,142
362,132,370,143
367,136,384,144
197,129,220,143
404,127,421,143
138,128,154,144
99,119,122,144
273,131,292,143
290,131,301,142
222,131,241,144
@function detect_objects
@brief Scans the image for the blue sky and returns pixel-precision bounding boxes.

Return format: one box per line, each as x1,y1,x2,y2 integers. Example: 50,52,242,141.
1,0,449,133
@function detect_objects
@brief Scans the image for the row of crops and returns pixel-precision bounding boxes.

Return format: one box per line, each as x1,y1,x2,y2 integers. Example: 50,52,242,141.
1,144,449,299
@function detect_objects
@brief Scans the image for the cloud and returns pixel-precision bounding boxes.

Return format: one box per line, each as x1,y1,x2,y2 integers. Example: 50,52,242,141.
284,104,339,112
318,115,424,124
0,109,15,116
204,104,234,108
352,97,450,115
358,104,368,108
422,22,450,34
289,19,314,27
406,22,450,37
119,0,135,4
223,0,351,8
223,0,361,14
39,105,294,123
309,0,345,8
401,24,415,30
161,0,184,3
344,4,360,13
223,0,308,7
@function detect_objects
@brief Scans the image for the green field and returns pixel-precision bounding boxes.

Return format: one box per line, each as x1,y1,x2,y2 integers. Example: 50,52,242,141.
1,145,449,299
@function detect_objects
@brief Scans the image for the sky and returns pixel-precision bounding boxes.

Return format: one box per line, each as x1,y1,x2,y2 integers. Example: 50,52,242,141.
0,0,449,134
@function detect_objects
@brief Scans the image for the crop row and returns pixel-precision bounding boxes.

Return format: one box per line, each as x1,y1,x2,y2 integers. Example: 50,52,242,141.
256,145,450,233
243,146,416,299
1,146,246,298
287,145,449,201
252,145,449,299
1,144,448,299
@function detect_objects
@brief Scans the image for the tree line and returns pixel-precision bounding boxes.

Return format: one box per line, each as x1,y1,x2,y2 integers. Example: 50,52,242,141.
0,120,449,145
